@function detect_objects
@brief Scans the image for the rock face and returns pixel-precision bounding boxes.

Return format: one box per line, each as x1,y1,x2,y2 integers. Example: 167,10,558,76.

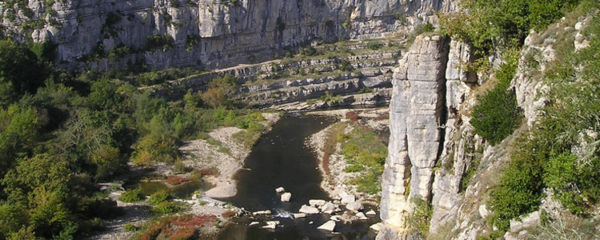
1,0,457,71
379,34,450,233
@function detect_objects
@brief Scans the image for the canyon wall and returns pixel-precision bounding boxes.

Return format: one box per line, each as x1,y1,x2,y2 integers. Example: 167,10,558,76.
1,0,456,71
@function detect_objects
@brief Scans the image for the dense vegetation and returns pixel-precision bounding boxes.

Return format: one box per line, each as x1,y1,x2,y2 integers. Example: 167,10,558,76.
442,0,600,237
0,38,264,239
470,49,522,145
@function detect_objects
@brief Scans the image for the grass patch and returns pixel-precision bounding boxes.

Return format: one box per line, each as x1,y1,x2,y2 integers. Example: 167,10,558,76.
339,124,387,194
118,188,145,203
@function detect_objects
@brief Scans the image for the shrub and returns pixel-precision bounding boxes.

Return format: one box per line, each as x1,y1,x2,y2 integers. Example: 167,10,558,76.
489,134,545,231
153,201,182,215
168,227,195,240
366,41,383,50
166,176,189,185
124,223,138,232
119,188,145,203
221,210,236,218
407,198,433,237
471,50,522,145
149,190,171,205
345,111,359,122
145,34,174,52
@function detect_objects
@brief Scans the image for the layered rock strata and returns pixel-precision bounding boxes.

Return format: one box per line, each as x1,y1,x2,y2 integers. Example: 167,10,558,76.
1,0,456,71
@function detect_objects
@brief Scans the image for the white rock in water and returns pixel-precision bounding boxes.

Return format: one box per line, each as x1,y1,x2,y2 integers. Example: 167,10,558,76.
370,223,383,232
293,213,306,219
356,212,368,220
309,199,327,207
346,201,363,212
330,215,342,222
262,221,279,229
317,220,336,232
321,202,337,214
275,187,285,193
366,210,377,216
249,221,260,226
309,221,314,224
253,210,272,216
281,192,292,202
340,192,355,205
299,205,320,214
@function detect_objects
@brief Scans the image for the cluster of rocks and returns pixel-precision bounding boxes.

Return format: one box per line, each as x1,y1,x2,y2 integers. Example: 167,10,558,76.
249,188,378,232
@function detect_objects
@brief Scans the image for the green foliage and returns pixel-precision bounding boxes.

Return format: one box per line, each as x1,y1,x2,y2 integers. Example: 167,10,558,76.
152,201,182,215
471,50,522,145
0,39,48,106
407,198,433,237
366,41,383,50
148,190,171,205
439,0,579,56
340,125,387,194
145,34,174,52
490,135,545,230
118,188,145,203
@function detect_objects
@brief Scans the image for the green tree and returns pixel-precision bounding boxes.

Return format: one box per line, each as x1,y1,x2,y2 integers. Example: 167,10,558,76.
0,40,47,106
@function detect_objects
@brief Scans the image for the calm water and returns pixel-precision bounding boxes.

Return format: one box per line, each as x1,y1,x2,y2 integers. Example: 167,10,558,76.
222,114,378,240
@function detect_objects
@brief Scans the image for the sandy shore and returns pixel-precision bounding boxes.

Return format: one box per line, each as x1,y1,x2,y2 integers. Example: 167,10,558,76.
306,109,389,200
180,112,281,199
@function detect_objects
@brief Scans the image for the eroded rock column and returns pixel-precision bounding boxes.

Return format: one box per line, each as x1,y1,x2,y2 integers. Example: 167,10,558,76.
379,35,449,238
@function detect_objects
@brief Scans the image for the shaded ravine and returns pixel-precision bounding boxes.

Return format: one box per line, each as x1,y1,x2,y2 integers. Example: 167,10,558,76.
220,113,378,240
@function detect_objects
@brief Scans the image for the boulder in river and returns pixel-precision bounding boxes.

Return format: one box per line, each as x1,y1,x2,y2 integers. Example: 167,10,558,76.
346,201,363,212
366,210,377,216
340,192,355,205
281,192,292,202
370,223,383,232
317,220,336,232
293,213,306,219
321,202,337,214
299,205,320,214
275,187,285,193
253,210,272,216
309,199,327,207
249,221,260,226
262,221,280,229
356,212,368,220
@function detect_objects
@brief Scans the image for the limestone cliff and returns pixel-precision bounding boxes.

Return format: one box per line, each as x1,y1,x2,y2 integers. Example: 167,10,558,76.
379,34,450,238
1,0,456,71
379,9,598,239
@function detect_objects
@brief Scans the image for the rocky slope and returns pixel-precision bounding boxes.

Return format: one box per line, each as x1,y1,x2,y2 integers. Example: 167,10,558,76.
378,8,599,240
1,0,456,71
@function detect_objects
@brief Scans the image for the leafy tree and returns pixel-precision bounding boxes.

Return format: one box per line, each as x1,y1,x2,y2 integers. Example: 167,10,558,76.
0,105,39,177
0,40,47,106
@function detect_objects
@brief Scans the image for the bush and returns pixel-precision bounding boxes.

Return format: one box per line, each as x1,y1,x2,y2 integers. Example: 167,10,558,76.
124,223,138,232
153,201,182,215
407,198,433,237
119,188,145,203
471,50,522,145
490,134,545,231
366,41,383,50
149,190,171,205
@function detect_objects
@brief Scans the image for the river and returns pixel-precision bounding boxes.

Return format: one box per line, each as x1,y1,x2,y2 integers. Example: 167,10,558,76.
220,113,378,240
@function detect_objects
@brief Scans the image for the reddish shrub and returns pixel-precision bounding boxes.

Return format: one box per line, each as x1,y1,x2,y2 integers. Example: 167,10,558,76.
221,211,236,218
140,221,168,240
345,111,360,122
166,176,189,185
172,215,217,227
168,227,195,240
198,168,219,176
375,113,389,121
